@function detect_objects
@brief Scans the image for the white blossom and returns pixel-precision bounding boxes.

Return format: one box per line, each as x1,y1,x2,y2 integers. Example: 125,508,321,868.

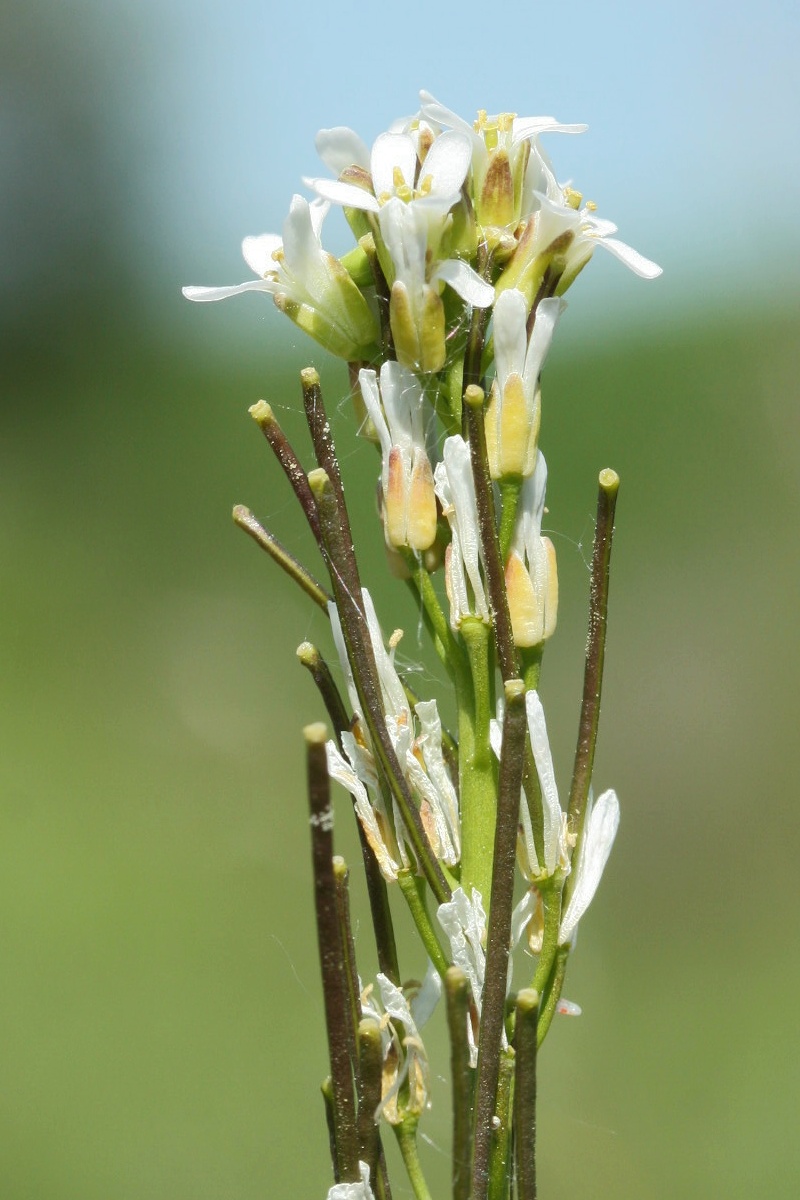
183,195,378,360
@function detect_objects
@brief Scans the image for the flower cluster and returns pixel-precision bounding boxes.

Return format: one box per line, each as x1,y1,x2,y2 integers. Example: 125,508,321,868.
187,91,659,1200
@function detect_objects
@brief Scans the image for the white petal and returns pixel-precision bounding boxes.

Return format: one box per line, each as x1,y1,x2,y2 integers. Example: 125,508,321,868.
418,91,477,144
379,198,427,286
315,125,371,175
361,590,409,723
421,129,472,196
522,296,563,392
358,368,391,457
596,237,663,279
242,233,282,277
413,699,460,863
435,258,494,308
327,1160,375,1200
493,288,528,386
525,691,563,874
371,131,418,196
327,739,400,883
512,117,588,144
586,216,619,238
182,280,276,303
306,176,380,213
377,973,418,1035
559,789,620,944
411,959,442,1029
511,889,536,948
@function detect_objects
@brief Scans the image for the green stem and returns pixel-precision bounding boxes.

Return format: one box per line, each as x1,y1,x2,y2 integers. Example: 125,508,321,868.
394,1119,434,1200
498,478,522,562
403,555,469,683
458,619,497,903
357,1018,384,1183
397,869,451,978
530,882,563,1001
536,945,570,1045
487,1049,515,1200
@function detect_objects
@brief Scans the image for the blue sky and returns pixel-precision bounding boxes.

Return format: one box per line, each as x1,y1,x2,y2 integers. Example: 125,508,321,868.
4,0,799,333
156,0,799,300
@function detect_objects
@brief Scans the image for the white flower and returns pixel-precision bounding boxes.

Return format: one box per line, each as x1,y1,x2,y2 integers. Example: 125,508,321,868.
379,196,493,373
419,90,586,230
539,190,662,286
326,1161,375,1200
559,788,620,945
358,362,437,552
308,127,472,217
504,452,559,646
498,187,661,304
433,436,490,631
308,123,492,373
485,290,563,479
183,195,378,360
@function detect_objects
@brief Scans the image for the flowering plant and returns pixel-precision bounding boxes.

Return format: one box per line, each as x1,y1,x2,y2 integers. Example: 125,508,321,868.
185,91,660,1200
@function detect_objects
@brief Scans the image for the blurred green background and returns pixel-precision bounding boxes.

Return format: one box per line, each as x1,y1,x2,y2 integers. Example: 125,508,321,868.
3,1,799,1197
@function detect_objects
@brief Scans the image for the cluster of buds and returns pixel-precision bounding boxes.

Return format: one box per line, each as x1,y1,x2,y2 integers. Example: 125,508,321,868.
186,91,659,1200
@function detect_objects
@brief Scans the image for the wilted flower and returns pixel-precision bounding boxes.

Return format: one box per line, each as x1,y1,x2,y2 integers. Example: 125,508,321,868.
327,592,460,873
360,966,440,1123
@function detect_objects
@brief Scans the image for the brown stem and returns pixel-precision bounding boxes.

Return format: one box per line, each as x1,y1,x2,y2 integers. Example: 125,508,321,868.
471,680,527,1200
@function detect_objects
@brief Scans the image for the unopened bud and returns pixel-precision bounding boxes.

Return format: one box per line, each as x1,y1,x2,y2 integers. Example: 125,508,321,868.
505,535,558,647
486,375,540,480
390,281,446,374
